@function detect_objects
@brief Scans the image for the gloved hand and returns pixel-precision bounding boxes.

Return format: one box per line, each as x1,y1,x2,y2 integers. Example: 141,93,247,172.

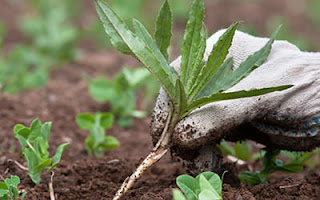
151,29,320,174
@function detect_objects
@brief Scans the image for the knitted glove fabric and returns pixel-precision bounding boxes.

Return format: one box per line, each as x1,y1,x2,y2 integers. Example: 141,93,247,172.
151,29,320,153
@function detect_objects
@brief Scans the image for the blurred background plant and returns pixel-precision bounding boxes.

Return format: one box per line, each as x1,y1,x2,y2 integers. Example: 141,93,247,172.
86,67,159,127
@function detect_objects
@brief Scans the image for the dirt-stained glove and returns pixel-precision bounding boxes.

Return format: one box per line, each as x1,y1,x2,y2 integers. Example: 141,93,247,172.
151,29,320,174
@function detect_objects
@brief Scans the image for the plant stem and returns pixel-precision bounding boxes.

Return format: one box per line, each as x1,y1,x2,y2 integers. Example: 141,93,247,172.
49,172,55,200
113,108,177,200
113,147,169,200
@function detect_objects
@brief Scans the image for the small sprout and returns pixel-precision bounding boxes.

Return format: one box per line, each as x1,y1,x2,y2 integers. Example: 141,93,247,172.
173,171,226,200
87,67,158,127
0,175,26,200
218,140,252,161
76,112,119,157
13,119,69,184
239,149,304,185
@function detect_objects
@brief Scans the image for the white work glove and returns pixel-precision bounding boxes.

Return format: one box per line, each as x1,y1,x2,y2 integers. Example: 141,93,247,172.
151,29,320,174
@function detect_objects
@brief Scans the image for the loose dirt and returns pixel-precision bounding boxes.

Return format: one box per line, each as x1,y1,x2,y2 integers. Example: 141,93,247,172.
1,0,320,199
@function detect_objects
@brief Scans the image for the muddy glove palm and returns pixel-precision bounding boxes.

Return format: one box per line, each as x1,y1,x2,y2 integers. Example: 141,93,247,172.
151,30,320,174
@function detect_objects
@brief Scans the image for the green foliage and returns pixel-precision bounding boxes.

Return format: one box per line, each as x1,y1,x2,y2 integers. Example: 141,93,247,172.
239,149,304,185
280,148,320,168
0,175,26,200
173,171,225,200
87,67,159,127
21,0,81,64
13,119,69,184
0,0,81,94
89,0,190,49
218,140,252,161
0,45,48,93
76,112,119,157
95,0,291,127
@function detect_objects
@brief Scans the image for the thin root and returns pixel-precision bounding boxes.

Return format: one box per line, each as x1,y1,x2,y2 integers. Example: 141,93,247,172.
49,172,55,200
7,159,28,171
113,147,168,200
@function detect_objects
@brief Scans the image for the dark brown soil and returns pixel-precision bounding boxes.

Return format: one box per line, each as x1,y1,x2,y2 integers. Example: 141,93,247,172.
0,0,320,199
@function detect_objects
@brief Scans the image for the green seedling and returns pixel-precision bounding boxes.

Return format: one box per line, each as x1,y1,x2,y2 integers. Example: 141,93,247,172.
0,175,26,200
21,0,81,64
0,45,48,94
218,140,252,161
238,149,304,185
0,0,81,94
280,148,320,168
95,0,291,198
13,119,69,184
76,112,119,157
87,67,159,127
173,171,225,200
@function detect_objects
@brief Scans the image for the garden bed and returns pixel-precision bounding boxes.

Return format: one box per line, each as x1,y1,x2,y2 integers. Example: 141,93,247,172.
0,51,319,200
1,0,320,199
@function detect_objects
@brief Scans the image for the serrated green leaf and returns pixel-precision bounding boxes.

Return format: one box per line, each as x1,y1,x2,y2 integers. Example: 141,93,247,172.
94,0,132,55
199,189,221,200
50,142,69,169
182,85,292,118
198,57,234,97
88,77,115,102
176,175,198,200
99,113,114,129
186,25,207,93
172,189,187,200
189,22,239,101
200,26,281,97
95,0,177,101
180,0,204,86
132,19,176,85
76,113,95,130
155,0,172,60
175,79,187,117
